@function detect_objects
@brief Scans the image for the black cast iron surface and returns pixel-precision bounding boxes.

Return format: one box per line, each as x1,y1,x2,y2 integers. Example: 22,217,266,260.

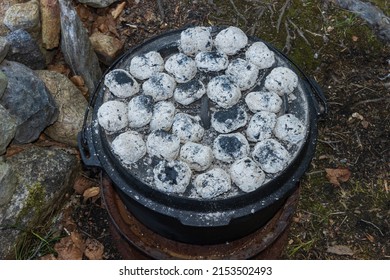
78,26,327,244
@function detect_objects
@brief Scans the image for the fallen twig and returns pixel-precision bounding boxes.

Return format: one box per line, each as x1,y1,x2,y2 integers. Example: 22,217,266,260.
351,97,390,108
157,0,165,22
283,21,293,53
288,18,310,45
359,219,385,236
229,0,248,25
277,0,290,33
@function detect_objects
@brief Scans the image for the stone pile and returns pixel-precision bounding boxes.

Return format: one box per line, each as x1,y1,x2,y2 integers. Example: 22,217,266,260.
0,0,124,259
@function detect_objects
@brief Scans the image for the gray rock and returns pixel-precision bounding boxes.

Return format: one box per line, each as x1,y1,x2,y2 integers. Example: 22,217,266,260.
0,0,22,36
0,70,7,98
40,0,61,50
77,0,118,8
89,32,124,66
0,104,17,154
0,60,58,144
3,0,40,35
0,146,81,259
5,29,46,70
0,161,17,207
59,0,102,94
36,70,88,147
0,36,9,63
333,0,390,42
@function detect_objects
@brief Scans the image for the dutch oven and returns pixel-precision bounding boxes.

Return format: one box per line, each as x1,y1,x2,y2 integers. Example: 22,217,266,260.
78,26,327,245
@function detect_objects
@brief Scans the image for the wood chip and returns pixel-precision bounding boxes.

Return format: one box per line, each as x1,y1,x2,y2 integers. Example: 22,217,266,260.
111,2,126,20
83,186,100,202
327,245,354,256
84,238,104,260
325,168,351,187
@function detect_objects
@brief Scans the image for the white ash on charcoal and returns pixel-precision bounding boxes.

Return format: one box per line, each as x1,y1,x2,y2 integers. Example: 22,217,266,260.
150,101,176,131
252,139,291,174
129,51,164,80
104,69,139,98
207,75,241,109
211,105,248,133
213,133,249,163
153,160,192,194
164,53,197,83
172,113,205,143
264,66,298,96
230,157,265,193
214,26,248,55
142,72,176,101
195,51,229,72
173,79,206,105
146,130,181,161
225,58,259,90
273,113,305,144
95,25,309,199
127,95,153,128
245,90,283,114
179,26,213,56
111,131,146,165
179,142,214,172
245,42,275,69
246,111,277,142
194,168,231,199
97,100,128,133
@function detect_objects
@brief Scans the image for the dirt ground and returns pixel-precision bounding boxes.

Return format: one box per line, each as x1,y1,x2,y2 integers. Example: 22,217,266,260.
19,0,389,260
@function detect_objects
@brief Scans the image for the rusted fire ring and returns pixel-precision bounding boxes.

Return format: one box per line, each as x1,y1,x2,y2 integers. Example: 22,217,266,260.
101,173,299,259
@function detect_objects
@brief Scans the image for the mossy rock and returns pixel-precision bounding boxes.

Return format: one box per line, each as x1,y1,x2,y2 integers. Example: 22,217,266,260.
0,146,80,259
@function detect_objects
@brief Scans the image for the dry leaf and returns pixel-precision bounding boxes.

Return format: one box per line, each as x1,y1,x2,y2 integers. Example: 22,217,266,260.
111,2,126,19
83,186,100,202
40,254,57,260
327,245,354,256
352,35,359,42
365,233,375,243
47,64,71,76
84,238,104,260
74,176,98,194
325,168,351,187
70,75,85,87
55,232,84,260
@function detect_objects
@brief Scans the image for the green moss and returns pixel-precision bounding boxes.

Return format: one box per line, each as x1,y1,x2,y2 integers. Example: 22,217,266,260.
16,182,46,225
209,0,387,73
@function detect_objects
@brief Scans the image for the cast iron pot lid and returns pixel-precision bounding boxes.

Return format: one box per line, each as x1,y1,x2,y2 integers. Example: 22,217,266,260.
79,26,326,228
